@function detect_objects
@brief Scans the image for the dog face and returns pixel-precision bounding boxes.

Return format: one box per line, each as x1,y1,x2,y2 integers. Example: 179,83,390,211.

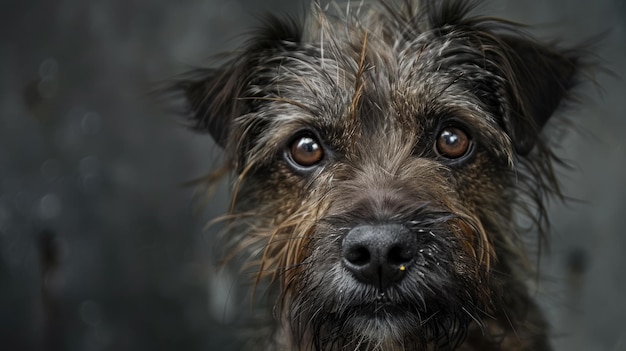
176,1,581,349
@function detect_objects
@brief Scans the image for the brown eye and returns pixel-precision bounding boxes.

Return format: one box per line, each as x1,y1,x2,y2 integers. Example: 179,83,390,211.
289,135,324,167
435,126,471,159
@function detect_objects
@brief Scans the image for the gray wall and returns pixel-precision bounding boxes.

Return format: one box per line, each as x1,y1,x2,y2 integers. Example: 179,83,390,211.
0,0,624,350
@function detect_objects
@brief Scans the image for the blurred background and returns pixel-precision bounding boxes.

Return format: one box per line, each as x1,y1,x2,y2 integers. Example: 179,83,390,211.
0,0,624,350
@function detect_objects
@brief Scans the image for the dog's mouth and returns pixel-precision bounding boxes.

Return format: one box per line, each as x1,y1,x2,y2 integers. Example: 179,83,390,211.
371,291,405,308
335,287,473,344
341,289,424,320
357,291,395,310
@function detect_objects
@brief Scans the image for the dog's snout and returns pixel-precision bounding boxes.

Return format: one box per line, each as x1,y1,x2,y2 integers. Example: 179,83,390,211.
342,224,416,289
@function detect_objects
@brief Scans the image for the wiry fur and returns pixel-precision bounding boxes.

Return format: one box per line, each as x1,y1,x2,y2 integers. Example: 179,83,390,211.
170,0,588,350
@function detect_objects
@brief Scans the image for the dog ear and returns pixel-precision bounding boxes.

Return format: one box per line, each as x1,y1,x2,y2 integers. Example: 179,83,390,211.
500,36,579,155
179,66,247,148
177,15,302,148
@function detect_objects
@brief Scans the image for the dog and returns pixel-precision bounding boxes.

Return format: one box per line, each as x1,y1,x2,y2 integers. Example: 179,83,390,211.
172,0,587,349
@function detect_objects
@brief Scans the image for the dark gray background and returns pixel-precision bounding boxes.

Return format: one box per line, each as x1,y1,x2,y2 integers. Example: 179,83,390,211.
0,0,624,350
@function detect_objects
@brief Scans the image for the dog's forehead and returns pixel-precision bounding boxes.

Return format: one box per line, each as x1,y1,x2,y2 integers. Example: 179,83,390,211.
265,33,502,143
244,3,527,163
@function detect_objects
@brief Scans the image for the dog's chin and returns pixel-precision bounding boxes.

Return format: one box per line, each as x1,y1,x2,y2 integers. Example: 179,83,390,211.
294,285,462,349
346,295,434,330
344,311,418,348
344,302,423,339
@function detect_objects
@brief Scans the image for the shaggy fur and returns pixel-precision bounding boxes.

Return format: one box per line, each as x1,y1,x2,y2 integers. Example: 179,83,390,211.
170,0,588,350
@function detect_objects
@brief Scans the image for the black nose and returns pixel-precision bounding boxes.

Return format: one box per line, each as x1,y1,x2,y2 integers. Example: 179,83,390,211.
341,224,416,289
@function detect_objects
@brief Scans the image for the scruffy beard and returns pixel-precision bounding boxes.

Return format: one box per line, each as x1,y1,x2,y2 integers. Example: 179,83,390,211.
282,210,488,351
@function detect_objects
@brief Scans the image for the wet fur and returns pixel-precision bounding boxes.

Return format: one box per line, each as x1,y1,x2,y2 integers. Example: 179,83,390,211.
171,0,587,350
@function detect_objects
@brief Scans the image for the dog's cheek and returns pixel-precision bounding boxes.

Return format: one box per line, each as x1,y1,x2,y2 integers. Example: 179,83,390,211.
453,152,512,211
252,163,309,201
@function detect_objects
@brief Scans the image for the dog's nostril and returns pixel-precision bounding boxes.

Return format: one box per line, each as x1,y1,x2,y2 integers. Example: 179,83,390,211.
387,245,413,266
345,245,371,266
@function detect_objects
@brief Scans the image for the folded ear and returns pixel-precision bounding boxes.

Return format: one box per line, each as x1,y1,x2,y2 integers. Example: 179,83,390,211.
499,36,580,155
175,15,302,148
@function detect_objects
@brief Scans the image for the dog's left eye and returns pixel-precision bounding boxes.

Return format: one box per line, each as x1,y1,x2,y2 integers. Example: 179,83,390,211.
289,135,324,167
434,126,472,159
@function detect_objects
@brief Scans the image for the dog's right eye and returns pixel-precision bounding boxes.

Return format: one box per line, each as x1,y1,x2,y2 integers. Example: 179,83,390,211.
288,135,324,168
434,126,472,159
